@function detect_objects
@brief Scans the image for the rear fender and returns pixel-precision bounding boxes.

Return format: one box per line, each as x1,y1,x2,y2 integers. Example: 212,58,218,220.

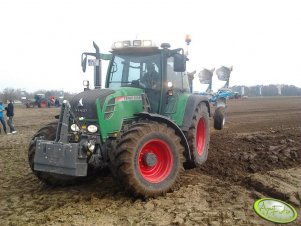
181,95,210,131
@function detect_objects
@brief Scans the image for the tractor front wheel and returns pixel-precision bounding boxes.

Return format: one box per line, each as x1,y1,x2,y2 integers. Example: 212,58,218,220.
109,121,184,198
186,102,210,168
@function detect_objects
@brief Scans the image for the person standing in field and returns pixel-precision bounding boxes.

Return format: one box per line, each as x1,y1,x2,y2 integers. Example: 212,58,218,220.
0,101,7,134
5,99,16,134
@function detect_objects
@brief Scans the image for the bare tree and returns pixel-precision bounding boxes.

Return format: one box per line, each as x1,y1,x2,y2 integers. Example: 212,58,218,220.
2,88,22,102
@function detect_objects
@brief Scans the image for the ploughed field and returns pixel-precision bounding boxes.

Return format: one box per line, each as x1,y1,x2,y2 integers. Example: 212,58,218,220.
0,97,300,226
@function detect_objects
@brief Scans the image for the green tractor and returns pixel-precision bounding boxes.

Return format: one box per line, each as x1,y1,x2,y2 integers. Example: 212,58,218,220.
29,40,211,197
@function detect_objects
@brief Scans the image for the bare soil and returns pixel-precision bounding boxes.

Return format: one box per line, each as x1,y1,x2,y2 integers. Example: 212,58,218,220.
0,96,300,226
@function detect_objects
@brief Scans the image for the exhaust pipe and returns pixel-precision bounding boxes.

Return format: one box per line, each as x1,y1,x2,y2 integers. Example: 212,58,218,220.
92,42,101,89
81,41,102,89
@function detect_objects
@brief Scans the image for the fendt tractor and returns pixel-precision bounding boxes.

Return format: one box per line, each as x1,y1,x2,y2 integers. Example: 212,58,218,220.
29,40,212,197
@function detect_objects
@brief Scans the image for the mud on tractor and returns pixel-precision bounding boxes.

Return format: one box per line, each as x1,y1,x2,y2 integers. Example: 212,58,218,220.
29,40,211,197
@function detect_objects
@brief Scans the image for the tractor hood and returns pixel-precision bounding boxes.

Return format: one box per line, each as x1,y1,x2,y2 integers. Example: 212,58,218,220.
70,89,115,119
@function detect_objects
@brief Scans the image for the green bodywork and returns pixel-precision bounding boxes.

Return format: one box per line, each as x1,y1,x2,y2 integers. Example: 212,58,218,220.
95,87,190,142
96,87,144,142
164,93,190,125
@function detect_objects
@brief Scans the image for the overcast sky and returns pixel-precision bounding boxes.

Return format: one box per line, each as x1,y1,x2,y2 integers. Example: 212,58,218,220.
0,0,300,93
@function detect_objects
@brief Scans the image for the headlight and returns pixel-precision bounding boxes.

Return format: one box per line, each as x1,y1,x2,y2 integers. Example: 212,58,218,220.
83,80,89,87
112,40,156,49
87,125,98,133
70,124,80,132
142,40,152,47
113,41,123,48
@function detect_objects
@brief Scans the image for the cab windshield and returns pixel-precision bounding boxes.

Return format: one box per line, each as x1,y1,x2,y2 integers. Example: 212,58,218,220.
107,53,161,88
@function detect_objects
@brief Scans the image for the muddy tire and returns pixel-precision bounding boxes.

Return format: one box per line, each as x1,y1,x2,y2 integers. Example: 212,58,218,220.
28,122,82,186
109,121,184,198
213,107,225,130
186,102,210,168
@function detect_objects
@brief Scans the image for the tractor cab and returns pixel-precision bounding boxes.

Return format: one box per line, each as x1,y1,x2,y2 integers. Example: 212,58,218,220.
106,40,189,114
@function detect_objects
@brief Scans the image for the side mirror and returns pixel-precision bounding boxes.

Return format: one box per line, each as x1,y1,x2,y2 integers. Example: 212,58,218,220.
173,54,186,72
81,54,87,72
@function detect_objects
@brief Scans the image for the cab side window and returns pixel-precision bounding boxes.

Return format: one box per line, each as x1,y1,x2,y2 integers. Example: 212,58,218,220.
167,58,183,90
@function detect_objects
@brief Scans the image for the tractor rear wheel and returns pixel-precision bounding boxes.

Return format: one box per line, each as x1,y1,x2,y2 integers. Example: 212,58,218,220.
109,121,184,198
213,106,225,130
28,122,83,186
186,102,210,168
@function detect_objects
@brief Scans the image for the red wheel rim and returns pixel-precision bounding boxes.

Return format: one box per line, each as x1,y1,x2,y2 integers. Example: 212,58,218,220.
196,118,206,155
138,139,173,183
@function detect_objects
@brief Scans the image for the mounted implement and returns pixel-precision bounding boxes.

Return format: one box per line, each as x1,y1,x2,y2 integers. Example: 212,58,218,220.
197,66,234,130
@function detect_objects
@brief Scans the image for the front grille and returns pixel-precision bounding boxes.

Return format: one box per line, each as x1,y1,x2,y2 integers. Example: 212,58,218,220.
70,89,115,119
104,98,115,120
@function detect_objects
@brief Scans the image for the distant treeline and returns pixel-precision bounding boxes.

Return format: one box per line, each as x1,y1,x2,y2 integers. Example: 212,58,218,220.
0,88,76,102
1,85,300,102
231,85,301,96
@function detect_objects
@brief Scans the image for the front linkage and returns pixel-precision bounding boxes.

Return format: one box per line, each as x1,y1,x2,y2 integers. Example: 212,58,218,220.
34,101,96,177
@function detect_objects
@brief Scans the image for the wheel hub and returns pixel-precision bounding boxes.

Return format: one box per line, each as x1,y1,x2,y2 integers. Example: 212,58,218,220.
138,139,173,183
142,152,157,167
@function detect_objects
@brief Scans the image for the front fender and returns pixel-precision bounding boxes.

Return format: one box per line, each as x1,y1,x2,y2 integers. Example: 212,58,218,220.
135,112,192,161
